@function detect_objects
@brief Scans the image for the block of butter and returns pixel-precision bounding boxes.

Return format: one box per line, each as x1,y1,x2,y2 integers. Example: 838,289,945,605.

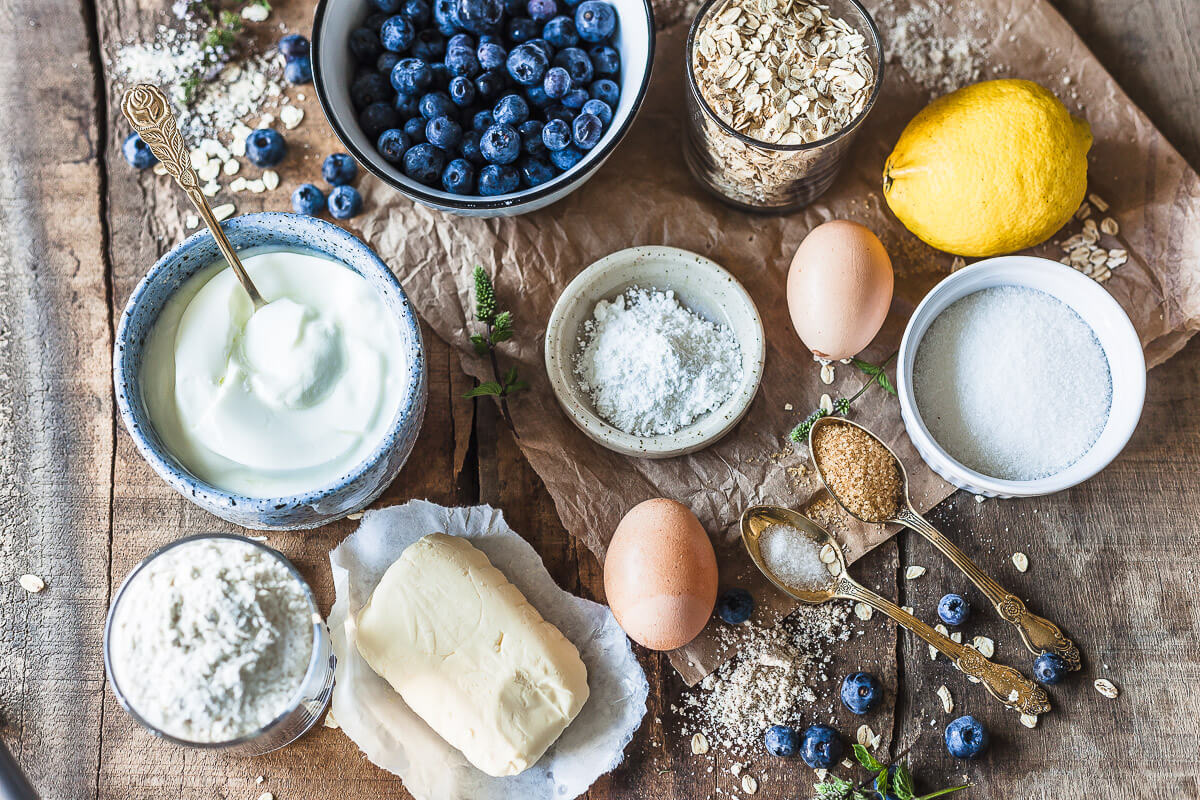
355,533,590,777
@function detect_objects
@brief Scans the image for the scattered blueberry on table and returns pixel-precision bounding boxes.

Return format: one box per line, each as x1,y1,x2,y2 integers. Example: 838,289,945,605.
937,593,970,626
323,153,359,185
763,724,799,757
328,185,364,219
1033,652,1068,684
245,128,286,167
278,34,313,84
278,33,310,60
715,588,754,624
944,715,988,759
839,671,882,715
291,183,327,216
798,723,843,769
122,132,157,169
351,0,622,195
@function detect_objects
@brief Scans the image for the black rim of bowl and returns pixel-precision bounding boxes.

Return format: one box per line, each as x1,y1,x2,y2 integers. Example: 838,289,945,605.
311,0,657,211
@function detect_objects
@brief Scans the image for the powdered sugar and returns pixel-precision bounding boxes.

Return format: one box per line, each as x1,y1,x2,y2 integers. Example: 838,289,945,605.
573,287,743,436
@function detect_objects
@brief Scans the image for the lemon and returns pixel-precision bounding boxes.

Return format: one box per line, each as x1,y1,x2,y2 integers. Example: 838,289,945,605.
882,79,1092,258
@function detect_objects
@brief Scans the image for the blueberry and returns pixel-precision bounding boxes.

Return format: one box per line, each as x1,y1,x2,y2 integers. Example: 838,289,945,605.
715,588,754,624
478,163,520,195
518,156,555,186
328,185,364,219
448,75,477,106
121,132,157,169
446,47,482,78
426,115,464,149
440,157,477,193
349,27,384,63
433,0,460,35
352,71,393,109
526,84,552,107
589,77,619,106
401,0,433,26
404,115,428,142
543,15,579,47
527,0,557,22
419,90,456,119
561,87,588,109
1034,652,1068,685
403,142,447,184
377,51,403,74
365,11,390,31
394,91,421,118
541,117,571,150
480,123,520,163
477,42,507,70
372,0,404,11
518,119,546,155
799,724,843,769
543,66,571,98
284,56,313,84
581,97,612,125
589,44,619,75
291,183,326,215
381,15,416,51
472,110,496,131
412,29,446,60
548,143,583,169
430,62,452,88
245,128,286,167
359,101,402,139
525,37,556,61
454,0,504,34
475,68,508,100
323,153,359,185
459,129,486,164
505,16,540,43
945,715,988,759
839,671,883,715
553,46,593,85
574,0,616,42
544,103,575,123
764,724,800,757
494,93,530,125
377,128,411,163
937,593,970,626
278,33,310,60
391,57,434,94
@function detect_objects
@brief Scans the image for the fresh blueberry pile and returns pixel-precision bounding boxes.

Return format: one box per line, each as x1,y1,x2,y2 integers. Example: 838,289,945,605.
346,0,622,196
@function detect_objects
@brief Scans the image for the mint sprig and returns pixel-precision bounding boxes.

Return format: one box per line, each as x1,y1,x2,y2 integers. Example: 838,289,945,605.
812,745,971,800
464,266,526,434
788,353,896,443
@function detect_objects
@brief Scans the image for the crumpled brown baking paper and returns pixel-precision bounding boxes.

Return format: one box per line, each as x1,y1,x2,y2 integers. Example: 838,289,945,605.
352,0,1200,683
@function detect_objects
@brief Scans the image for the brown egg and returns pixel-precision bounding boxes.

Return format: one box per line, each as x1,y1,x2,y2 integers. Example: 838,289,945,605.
603,498,718,651
786,220,894,360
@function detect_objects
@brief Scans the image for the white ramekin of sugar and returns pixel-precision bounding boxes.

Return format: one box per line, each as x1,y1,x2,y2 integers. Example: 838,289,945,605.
896,256,1145,498
103,534,334,756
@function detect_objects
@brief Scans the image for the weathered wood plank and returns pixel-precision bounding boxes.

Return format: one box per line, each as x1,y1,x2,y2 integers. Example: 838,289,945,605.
0,1,114,797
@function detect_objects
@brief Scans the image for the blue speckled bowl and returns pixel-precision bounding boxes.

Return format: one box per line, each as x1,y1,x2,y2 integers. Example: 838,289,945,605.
113,213,427,530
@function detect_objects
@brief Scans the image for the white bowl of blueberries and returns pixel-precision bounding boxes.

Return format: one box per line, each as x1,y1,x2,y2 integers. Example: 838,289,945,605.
311,0,654,216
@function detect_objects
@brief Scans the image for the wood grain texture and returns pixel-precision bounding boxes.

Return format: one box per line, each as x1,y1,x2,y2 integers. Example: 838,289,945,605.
0,0,1196,797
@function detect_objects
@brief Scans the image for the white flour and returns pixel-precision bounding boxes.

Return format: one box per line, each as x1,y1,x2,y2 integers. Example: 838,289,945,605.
573,287,743,437
108,538,313,743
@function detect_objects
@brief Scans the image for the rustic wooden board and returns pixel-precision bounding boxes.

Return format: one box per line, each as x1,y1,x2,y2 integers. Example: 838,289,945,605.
0,0,1197,798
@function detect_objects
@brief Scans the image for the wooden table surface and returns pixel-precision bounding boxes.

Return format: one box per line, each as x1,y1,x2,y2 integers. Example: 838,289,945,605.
2,0,1197,798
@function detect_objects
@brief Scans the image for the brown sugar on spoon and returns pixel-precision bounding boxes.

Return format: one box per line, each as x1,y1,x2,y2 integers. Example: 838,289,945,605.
812,421,901,522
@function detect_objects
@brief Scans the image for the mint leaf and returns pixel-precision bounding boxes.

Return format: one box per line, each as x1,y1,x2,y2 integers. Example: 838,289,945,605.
892,763,916,800
851,357,897,396
491,327,514,343
875,767,890,797
464,381,503,398
470,333,489,355
853,744,884,772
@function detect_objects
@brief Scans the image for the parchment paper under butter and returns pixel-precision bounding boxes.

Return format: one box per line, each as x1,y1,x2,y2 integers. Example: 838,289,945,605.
327,500,649,800
350,0,1200,684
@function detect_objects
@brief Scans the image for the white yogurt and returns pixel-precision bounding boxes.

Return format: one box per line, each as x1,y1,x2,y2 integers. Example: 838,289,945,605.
141,250,408,497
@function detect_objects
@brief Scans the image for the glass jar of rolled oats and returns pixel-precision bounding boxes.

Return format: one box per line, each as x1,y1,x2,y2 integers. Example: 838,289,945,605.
684,0,883,212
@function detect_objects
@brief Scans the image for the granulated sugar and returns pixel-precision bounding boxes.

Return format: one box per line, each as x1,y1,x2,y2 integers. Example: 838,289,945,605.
574,287,743,436
913,286,1112,480
759,524,831,590
673,604,851,755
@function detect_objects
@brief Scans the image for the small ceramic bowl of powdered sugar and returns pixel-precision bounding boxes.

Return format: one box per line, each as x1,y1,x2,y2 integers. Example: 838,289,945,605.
545,246,765,458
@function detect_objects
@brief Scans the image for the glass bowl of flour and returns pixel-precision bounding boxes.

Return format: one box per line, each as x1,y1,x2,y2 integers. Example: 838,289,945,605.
103,534,334,755
545,246,765,458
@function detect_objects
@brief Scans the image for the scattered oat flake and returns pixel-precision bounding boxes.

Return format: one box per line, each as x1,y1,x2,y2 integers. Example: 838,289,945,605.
950,631,962,644
819,393,834,414
853,602,873,621
905,565,926,580
256,775,265,784
19,574,45,593
784,403,794,411
1020,713,1038,728
741,775,758,794
262,170,280,191
1100,217,1118,236
323,710,339,729
937,685,953,714
820,363,835,384
972,636,995,658
212,203,236,221
280,104,304,130
1088,193,1109,212
814,768,827,781
691,732,710,754
1011,552,1029,572
1094,678,1119,699
856,724,876,748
